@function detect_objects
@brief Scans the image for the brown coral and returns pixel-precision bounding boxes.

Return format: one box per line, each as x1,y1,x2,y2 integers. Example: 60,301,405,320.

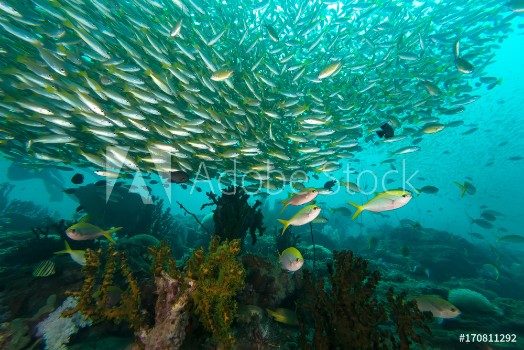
64,246,144,331
297,250,431,349
186,236,245,349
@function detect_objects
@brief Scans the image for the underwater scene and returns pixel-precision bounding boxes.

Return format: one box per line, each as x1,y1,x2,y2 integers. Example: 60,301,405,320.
0,0,524,349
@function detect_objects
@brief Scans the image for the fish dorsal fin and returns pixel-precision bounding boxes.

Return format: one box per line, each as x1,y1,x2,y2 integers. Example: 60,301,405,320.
65,240,72,251
79,215,90,223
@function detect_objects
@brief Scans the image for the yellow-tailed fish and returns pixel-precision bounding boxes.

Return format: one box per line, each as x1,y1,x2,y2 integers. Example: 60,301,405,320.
266,308,299,326
280,188,318,214
279,247,304,272
278,204,321,234
54,241,86,265
318,61,341,80
211,68,234,81
453,181,476,197
347,190,412,220
413,296,461,319
66,216,120,243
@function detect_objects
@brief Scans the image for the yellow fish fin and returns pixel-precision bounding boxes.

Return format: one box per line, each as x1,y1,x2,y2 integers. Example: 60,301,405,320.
453,181,466,197
54,241,71,255
102,227,122,244
280,200,289,214
277,219,290,235
347,201,364,220
79,215,91,223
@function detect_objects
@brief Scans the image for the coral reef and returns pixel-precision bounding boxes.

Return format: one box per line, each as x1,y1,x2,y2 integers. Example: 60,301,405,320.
148,240,179,279
186,236,245,348
36,296,92,350
57,237,246,349
116,234,160,277
297,250,431,350
0,294,58,350
240,254,301,309
132,271,195,350
201,186,266,246
64,246,144,331
387,289,431,350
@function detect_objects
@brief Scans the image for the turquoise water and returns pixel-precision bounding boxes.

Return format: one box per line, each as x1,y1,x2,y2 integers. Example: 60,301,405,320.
0,0,523,349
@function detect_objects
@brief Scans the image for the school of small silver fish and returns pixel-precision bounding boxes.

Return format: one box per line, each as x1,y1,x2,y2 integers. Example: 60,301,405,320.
0,0,521,185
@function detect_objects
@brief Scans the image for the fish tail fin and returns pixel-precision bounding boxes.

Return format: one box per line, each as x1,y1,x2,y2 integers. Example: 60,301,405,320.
347,201,364,220
266,308,276,318
54,240,72,255
102,227,122,244
376,130,385,138
453,181,466,197
277,219,290,235
280,200,289,214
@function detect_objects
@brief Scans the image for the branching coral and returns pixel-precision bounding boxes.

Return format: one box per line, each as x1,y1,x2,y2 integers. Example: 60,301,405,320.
149,240,180,280
387,289,431,350
297,250,431,350
64,237,246,349
201,186,266,246
64,246,144,331
186,236,245,349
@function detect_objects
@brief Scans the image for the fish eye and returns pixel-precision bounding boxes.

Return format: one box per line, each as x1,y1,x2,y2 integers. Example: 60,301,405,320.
402,194,407,197
450,308,456,311
60,68,65,72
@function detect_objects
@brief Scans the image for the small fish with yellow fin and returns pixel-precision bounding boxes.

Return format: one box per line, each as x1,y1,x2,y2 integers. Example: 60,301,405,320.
66,215,121,243
279,247,304,272
54,241,86,265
